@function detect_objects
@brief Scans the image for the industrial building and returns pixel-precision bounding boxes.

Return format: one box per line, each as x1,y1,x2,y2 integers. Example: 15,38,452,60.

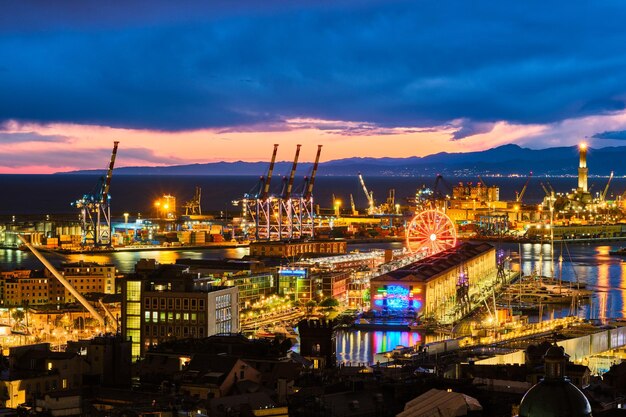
369,242,496,321
541,143,620,224
121,261,239,358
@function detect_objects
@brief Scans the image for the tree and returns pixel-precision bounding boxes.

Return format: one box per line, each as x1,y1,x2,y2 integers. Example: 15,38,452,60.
318,297,340,308
304,300,317,315
11,309,25,328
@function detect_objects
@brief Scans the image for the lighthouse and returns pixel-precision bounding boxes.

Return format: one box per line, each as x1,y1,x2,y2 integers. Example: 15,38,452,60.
577,143,588,192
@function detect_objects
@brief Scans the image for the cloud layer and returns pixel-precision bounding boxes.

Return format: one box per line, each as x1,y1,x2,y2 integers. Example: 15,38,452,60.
2,1,626,132
3,1,626,172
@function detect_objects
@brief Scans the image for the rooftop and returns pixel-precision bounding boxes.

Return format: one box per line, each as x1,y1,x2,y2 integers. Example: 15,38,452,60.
371,242,494,283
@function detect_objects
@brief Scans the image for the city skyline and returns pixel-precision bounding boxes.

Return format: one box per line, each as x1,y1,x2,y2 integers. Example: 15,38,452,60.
4,1,626,173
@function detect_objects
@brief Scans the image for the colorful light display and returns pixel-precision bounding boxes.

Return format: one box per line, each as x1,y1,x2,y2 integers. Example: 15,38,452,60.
373,284,423,311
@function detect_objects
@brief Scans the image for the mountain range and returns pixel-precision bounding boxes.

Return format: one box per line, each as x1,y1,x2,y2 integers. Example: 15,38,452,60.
60,144,624,177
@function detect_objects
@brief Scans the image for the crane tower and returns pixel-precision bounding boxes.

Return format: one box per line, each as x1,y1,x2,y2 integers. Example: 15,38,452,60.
73,141,119,247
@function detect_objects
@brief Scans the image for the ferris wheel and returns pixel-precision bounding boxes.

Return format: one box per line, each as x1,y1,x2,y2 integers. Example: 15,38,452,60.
406,209,457,255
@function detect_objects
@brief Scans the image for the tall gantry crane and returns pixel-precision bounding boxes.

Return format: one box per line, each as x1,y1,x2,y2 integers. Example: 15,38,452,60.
294,144,322,239
277,144,301,239
245,144,279,240
73,141,119,246
239,144,321,240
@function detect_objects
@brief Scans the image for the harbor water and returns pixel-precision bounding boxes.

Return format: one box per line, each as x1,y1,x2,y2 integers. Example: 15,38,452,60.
1,240,626,364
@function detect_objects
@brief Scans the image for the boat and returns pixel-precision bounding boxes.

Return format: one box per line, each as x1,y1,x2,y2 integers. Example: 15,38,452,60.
609,247,626,256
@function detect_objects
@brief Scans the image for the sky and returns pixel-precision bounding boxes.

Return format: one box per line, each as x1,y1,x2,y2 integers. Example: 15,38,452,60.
3,1,626,173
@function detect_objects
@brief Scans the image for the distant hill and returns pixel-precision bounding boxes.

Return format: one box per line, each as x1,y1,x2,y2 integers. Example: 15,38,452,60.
58,144,625,177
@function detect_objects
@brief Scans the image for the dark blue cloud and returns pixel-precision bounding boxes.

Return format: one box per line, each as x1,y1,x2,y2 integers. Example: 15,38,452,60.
593,130,626,140
2,1,626,131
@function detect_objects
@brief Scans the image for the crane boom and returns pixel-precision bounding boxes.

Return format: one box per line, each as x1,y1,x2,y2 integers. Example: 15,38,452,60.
350,194,356,215
602,171,614,201
540,181,550,197
261,144,279,200
516,172,533,202
284,144,301,199
304,145,322,200
17,235,106,327
101,141,119,204
358,173,375,214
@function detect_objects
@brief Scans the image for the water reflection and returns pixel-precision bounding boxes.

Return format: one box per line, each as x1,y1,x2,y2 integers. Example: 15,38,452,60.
509,242,626,320
0,246,250,273
334,329,450,365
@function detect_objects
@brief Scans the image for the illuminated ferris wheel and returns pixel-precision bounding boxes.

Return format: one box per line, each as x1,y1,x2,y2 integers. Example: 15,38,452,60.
406,209,457,255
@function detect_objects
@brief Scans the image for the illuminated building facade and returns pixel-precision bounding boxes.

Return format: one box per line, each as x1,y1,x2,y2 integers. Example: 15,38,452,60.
249,239,347,257
4,275,49,306
48,261,116,304
278,267,311,302
370,242,495,320
121,264,239,358
223,272,274,309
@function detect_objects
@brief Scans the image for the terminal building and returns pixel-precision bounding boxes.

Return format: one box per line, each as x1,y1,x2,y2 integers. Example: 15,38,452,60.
369,242,496,321
249,239,347,258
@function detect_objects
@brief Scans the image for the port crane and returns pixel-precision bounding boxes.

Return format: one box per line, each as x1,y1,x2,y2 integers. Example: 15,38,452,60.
601,171,614,202
358,173,375,214
350,194,357,215
516,172,533,203
277,144,301,239
183,186,202,215
297,144,323,238
239,144,321,240
244,144,279,240
73,141,119,247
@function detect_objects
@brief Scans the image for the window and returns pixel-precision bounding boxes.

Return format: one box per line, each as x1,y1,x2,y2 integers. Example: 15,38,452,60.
144,311,151,323
190,299,197,310
175,298,181,309
167,299,173,309
183,299,189,310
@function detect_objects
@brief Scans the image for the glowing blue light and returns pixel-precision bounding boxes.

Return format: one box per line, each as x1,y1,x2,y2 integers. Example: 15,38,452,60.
279,268,307,277
385,285,410,311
